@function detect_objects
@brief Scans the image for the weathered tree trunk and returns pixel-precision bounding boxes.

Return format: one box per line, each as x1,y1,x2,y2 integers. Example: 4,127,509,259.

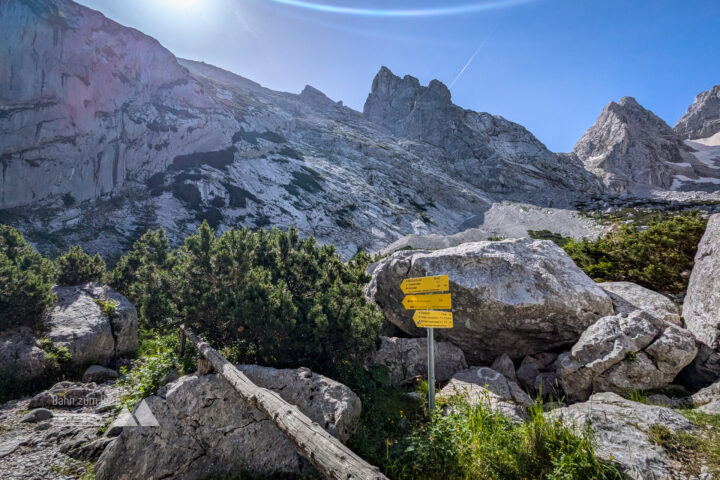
180,325,388,480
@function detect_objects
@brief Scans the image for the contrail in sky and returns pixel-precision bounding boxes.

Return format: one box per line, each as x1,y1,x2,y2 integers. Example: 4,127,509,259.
450,37,491,89
265,0,540,17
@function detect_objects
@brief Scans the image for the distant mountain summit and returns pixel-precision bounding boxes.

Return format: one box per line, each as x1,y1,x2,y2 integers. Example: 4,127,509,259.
675,84,720,140
574,96,720,194
363,66,600,197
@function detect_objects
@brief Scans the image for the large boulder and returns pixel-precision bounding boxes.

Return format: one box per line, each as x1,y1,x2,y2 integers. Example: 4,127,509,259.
95,366,361,480
548,392,696,480
439,367,530,422
683,214,720,379
365,239,613,363
558,311,697,402
0,327,46,384
369,336,467,385
46,283,138,366
599,281,681,326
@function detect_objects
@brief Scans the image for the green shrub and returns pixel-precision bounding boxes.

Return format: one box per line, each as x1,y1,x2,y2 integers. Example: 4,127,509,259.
390,397,624,480
55,245,106,285
0,225,56,331
110,223,383,375
562,212,707,293
118,330,197,410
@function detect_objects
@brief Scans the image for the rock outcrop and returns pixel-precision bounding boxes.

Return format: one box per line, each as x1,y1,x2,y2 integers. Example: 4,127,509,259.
599,281,682,326
0,327,47,383
365,239,613,364
95,366,361,480
558,310,697,402
369,336,467,385
548,392,696,480
675,84,720,139
439,367,530,422
574,96,711,194
46,283,138,365
684,214,720,352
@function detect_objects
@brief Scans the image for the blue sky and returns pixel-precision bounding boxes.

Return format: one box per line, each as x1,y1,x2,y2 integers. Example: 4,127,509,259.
76,0,720,152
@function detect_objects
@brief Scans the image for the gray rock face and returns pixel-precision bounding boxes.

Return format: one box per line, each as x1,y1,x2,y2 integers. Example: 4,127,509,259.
363,67,600,198
1,1,605,263
439,367,530,422
0,0,232,209
684,214,720,352
369,336,467,385
46,283,138,365
0,327,46,382
675,84,720,139
548,392,695,480
599,281,682,326
20,409,54,424
365,239,613,364
574,96,712,194
558,311,697,402
95,366,361,480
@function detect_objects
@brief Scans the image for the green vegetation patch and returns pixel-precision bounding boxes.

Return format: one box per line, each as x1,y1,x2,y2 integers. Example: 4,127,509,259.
528,229,572,248
562,211,707,293
0,225,56,332
283,168,323,196
55,245,106,285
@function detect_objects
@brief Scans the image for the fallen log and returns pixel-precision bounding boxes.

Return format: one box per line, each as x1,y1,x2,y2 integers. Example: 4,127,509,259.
180,325,388,480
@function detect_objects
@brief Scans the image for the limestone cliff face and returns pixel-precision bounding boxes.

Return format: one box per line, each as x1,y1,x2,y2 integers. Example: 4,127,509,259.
363,67,601,196
574,97,715,194
675,84,720,140
0,0,233,208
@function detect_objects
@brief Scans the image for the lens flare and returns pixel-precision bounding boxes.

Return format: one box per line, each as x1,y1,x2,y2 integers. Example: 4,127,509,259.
265,0,539,17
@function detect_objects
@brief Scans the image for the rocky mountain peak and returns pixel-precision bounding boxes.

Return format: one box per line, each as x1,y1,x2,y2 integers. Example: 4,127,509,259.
574,96,694,193
675,84,720,140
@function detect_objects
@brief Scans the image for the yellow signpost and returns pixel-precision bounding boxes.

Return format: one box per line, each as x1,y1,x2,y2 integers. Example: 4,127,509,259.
402,293,452,310
400,275,449,294
413,310,453,328
400,275,453,411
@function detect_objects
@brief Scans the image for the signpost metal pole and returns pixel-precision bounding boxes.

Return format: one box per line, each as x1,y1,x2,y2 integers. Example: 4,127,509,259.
427,327,435,410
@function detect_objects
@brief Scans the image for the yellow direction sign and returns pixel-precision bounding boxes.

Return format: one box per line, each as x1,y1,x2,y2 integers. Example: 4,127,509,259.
413,310,453,328
402,293,452,310
400,275,449,294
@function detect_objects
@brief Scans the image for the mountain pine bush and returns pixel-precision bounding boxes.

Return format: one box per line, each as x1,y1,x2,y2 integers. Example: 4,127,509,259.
0,225,56,331
55,245,106,285
562,211,707,293
109,222,384,374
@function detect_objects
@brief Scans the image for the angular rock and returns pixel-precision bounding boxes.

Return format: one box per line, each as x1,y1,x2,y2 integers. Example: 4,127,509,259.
692,381,720,407
683,214,720,359
439,367,530,422
369,336,467,385
95,366,361,480
675,84,720,139
83,365,120,384
365,239,613,363
558,310,697,402
548,392,696,480
490,353,517,383
0,327,46,383
699,399,720,414
516,356,543,391
46,283,138,366
679,342,720,389
599,281,681,326
20,408,54,423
